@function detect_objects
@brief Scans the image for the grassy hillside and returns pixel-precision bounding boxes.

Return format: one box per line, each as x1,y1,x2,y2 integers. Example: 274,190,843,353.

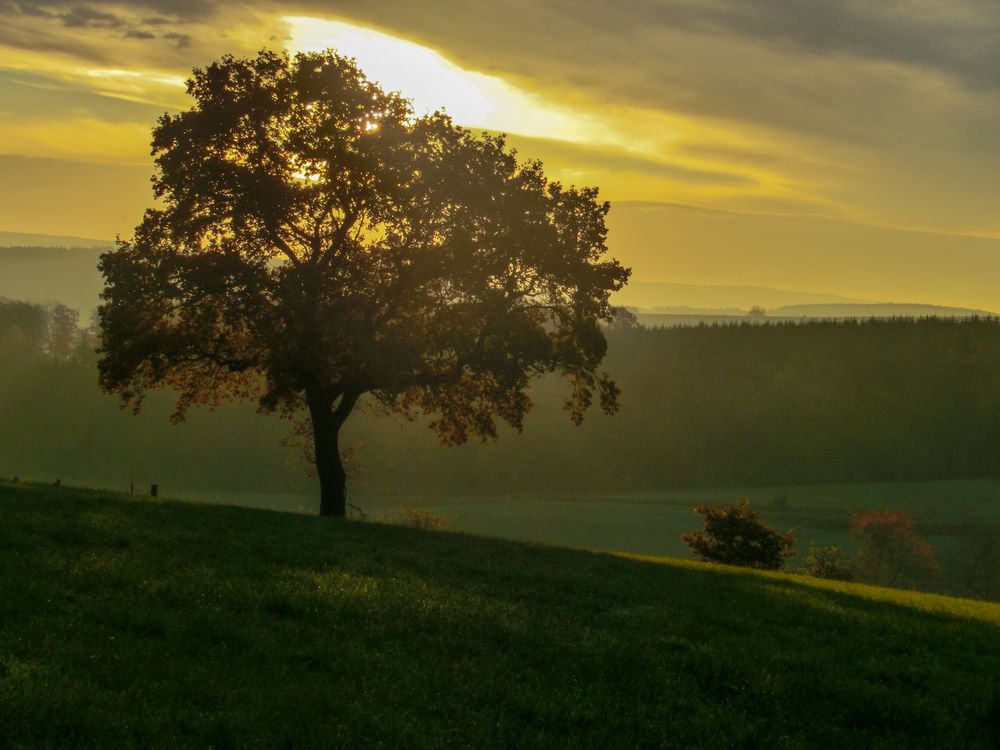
2,482,999,748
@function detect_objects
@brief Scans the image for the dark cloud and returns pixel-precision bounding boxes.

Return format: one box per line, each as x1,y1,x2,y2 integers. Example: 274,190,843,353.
0,21,116,65
1,0,212,20
60,6,124,28
630,0,1000,93
10,2,55,18
163,31,191,48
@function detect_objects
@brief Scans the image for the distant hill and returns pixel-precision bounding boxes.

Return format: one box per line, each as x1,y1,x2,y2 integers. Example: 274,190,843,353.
613,281,866,311
0,246,105,314
772,302,997,318
633,302,998,327
0,230,112,249
607,201,1000,313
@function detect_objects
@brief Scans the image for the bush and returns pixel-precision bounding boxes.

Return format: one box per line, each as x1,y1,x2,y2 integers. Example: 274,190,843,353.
804,543,855,581
682,498,796,570
377,507,451,531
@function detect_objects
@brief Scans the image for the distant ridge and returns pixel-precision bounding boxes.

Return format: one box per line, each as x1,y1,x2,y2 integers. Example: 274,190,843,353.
0,230,112,249
632,302,999,328
772,302,997,318
614,281,867,310
0,244,105,313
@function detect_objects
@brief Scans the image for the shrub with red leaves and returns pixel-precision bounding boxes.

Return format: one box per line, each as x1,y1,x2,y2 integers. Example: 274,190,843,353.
851,510,939,586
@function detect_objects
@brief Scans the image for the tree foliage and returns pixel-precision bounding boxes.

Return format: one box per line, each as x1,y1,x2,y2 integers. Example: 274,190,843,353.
851,510,939,586
98,50,629,515
682,498,796,570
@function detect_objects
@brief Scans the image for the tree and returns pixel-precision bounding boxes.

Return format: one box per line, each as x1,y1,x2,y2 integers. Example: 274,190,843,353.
850,510,938,586
681,498,796,570
46,303,80,360
98,50,630,517
0,299,47,356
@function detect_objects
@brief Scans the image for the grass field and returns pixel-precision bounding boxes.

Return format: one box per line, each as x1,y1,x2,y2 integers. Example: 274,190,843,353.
182,477,1000,598
2,481,1000,748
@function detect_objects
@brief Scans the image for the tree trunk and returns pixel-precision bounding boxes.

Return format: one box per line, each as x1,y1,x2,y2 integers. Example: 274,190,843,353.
313,411,347,517
307,388,358,517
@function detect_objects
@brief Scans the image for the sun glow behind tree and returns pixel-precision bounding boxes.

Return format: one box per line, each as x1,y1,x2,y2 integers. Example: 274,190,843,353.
283,16,603,145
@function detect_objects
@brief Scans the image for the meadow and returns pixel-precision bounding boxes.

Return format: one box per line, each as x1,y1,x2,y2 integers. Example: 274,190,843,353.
184,476,1000,600
3,480,999,748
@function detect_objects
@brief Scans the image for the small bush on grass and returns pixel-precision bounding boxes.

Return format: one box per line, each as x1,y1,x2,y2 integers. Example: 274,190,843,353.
682,498,796,570
804,543,855,581
378,507,451,531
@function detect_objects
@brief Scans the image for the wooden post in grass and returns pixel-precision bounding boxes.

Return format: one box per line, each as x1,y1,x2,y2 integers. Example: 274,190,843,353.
150,484,158,497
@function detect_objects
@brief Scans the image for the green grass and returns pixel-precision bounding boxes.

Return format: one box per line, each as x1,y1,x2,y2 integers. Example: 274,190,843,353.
2,481,1000,748
344,478,1000,597
186,477,1000,585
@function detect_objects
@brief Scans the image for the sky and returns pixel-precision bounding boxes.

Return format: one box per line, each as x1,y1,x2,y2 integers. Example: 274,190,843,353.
1,1,999,309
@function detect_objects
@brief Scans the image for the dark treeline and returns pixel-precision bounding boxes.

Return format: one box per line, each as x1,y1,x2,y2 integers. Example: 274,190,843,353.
4,300,1000,497
604,317,1000,487
0,297,302,495
363,316,1000,494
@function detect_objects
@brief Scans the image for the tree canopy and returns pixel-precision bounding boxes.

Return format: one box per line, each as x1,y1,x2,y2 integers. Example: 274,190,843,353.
99,49,629,516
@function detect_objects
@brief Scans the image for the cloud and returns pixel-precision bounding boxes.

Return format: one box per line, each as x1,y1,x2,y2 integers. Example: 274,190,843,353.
0,1,999,234
500,132,757,188
60,6,125,29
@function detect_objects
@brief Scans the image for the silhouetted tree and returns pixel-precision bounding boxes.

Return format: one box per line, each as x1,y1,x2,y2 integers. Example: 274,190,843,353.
98,50,629,516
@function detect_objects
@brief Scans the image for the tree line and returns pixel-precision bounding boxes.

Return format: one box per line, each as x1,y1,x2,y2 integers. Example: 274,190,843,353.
4,305,1000,497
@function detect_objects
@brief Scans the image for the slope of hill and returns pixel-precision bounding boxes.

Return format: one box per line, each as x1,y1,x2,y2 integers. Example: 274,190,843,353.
0,230,111,248
2,481,998,748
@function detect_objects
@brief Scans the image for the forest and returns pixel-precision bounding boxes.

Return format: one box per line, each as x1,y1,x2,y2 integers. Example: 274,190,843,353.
4,296,1000,498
